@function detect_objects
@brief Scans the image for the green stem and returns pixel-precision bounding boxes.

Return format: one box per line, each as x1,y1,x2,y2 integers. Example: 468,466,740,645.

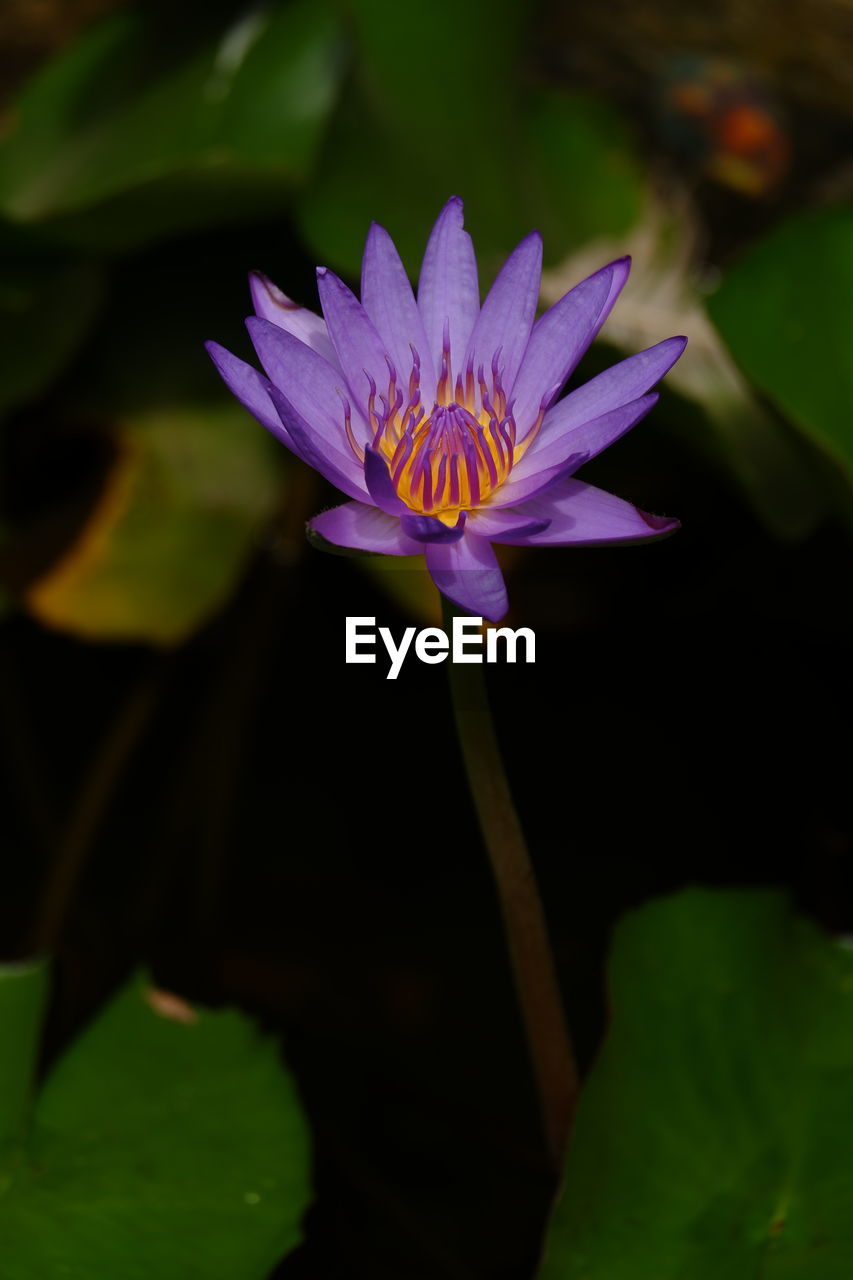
442,598,578,1171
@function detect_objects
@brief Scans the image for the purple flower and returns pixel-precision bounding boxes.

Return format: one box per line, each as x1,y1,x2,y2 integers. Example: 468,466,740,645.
206,198,685,621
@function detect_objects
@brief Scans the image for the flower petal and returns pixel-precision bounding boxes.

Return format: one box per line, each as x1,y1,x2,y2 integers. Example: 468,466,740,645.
490,476,680,545
508,393,659,486
464,231,542,393
425,532,508,621
400,511,467,543
249,272,338,366
466,508,550,539
417,196,480,375
485,453,587,508
316,266,392,411
247,315,370,457
361,223,436,401
528,335,687,458
309,501,424,555
266,384,369,502
205,341,302,454
511,257,630,435
364,447,409,515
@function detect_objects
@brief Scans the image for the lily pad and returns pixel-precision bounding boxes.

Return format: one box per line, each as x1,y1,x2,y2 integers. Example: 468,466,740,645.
541,889,853,1278
0,1,344,250
708,206,853,484
0,971,311,1279
24,402,280,646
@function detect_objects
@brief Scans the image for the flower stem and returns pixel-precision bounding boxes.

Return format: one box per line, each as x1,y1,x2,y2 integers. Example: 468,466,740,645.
441,599,578,1171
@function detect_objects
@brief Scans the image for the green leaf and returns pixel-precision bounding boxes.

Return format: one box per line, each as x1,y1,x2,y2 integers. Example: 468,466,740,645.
0,250,103,417
299,5,644,282
523,87,644,265
0,960,49,1149
708,206,853,484
297,0,531,280
24,402,281,646
0,975,311,1278
541,889,853,1278
0,2,344,249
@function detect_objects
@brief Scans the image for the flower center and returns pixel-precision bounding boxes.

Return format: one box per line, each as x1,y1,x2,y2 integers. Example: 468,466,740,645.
342,335,525,522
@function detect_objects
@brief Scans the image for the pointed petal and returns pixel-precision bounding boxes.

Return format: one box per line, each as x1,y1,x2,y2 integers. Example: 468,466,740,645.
247,315,371,456
400,511,467,543
425,532,508,621
361,223,436,401
466,508,550,539
417,196,480,375
464,231,542,393
492,477,680,545
528,335,687,458
511,257,630,434
316,267,391,412
364,447,408,515
485,453,586,507
266,384,369,502
508,393,659,487
205,341,306,457
309,501,423,555
249,272,338,366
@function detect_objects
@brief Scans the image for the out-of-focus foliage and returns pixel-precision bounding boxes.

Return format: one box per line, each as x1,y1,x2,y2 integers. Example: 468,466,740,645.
709,206,853,501
0,1,344,250
0,249,102,419
541,889,853,1278
26,403,280,645
546,199,829,543
0,965,311,1279
298,0,643,281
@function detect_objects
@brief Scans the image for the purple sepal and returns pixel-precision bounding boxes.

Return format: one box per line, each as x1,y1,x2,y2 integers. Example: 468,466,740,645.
492,476,680,546
467,508,550,540
400,511,467,543
425,533,508,622
309,501,424,555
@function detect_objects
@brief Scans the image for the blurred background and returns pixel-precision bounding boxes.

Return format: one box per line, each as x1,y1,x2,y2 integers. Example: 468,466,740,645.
1,0,853,1276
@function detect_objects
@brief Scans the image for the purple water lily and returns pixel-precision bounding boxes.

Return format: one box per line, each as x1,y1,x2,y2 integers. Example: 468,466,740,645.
206,198,685,621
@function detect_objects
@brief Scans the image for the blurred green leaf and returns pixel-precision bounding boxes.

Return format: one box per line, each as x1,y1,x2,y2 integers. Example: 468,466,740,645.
25,402,280,646
0,252,103,417
541,889,853,1278
0,960,49,1148
524,87,644,263
298,4,644,282
297,0,531,279
0,1,345,250
709,206,853,486
0,974,311,1278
